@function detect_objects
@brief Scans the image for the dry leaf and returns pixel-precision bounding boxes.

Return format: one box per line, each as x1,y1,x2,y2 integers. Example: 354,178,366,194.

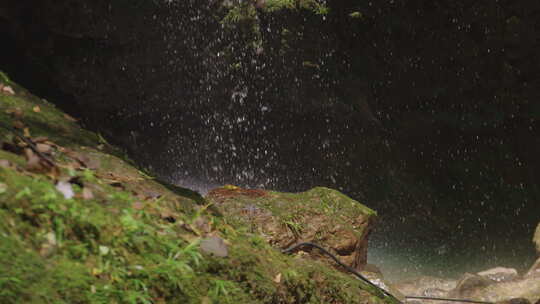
193,216,211,234
25,148,44,172
61,161,81,170
160,209,176,223
200,297,211,304
273,273,282,283
45,166,61,179
0,159,11,168
36,143,52,153
65,151,100,169
32,136,49,143
23,127,31,138
63,113,77,122
12,120,25,129
39,232,57,257
132,201,145,210
55,181,74,199
6,108,23,118
82,187,94,200
1,85,15,95
32,106,41,112
0,182,7,194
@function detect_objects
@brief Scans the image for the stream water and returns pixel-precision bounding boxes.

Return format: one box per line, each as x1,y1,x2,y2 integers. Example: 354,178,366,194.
369,230,536,283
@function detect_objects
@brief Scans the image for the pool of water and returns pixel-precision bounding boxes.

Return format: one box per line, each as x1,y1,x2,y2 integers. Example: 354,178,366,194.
368,230,536,283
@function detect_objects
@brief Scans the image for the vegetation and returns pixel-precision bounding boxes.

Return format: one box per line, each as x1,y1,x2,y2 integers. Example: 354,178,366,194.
0,74,397,303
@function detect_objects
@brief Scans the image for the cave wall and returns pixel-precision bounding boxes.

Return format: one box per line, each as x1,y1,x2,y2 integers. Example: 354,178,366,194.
0,0,539,243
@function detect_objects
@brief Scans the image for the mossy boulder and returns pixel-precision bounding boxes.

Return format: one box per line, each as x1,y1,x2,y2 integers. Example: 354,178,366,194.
0,72,398,303
207,185,377,272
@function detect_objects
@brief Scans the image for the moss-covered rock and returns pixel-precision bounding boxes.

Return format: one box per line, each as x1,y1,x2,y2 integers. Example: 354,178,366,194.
207,185,376,272
0,72,398,303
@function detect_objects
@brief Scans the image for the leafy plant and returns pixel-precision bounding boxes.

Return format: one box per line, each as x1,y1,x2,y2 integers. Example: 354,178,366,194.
0,71,10,83
210,279,240,303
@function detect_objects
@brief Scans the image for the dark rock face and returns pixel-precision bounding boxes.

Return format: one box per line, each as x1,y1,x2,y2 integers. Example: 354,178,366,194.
1,0,539,270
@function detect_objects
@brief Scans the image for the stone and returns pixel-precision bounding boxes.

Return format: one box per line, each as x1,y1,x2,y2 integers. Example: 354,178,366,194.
525,257,540,277
206,186,376,272
449,272,540,303
200,236,228,258
496,298,531,304
395,276,457,297
448,273,492,298
534,223,540,255
477,267,518,282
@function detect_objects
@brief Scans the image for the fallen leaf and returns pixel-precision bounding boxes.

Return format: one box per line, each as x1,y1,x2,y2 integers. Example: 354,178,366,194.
160,210,176,223
132,201,145,210
200,236,228,257
32,106,41,113
65,151,100,169
12,120,25,129
193,216,212,234
82,187,94,200
44,166,61,180
273,273,282,283
0,159,11,168
23,127,31,138
98,245,110,256
60,161,81,170
180,222,198,235
201,297,211,304
45,231,57,245
1,85,15,95
55,181,74,199
24,149,55,174
0,182,7,194
36,143,52,153
32,136,49,143
39,231,57,257
25,148,44,172
63,113,77,122
6,108,23,118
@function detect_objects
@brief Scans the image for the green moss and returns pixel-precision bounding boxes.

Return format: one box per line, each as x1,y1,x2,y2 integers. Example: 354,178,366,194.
222,0,329,25
0,71,10,83
0,88,99,147
0,72,398,303
0,236,49,303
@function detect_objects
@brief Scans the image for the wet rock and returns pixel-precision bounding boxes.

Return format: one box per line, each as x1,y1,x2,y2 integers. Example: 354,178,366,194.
496,298,531,304
479,275,540,303
206,186,376,272
423,287,447,296
525,258,540,277
360,270,405,301
395,276,456,298
477,267,518,282
444,272,540,303
200,236,228,258
448,273,492,298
